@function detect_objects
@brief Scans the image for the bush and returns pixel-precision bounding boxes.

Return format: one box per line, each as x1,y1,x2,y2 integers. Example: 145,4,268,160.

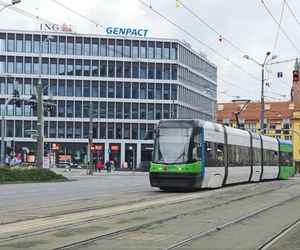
0,167,67,184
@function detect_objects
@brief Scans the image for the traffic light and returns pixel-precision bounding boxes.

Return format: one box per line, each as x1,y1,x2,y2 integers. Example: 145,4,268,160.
29,93,37,111
44,141,49,151
293,70,299,82
13,85,21,108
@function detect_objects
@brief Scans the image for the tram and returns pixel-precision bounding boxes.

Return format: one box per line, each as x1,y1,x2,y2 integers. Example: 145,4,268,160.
147,119,294,190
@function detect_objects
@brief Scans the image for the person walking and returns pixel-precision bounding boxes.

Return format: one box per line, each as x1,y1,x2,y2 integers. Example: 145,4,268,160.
105,160,111,173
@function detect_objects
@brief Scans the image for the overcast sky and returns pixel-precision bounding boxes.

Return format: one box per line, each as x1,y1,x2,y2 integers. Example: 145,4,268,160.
0,0,299,103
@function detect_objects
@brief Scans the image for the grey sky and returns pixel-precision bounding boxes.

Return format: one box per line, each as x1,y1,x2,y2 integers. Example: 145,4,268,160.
0,0,298,102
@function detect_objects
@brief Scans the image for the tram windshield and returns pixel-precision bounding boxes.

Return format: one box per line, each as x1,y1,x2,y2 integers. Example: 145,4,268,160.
153,127,192,164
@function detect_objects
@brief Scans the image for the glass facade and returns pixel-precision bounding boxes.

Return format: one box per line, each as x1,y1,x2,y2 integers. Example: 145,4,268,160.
0,30,217,170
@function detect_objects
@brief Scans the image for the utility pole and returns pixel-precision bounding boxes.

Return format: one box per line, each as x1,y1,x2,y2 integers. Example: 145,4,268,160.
88,101,93,175
243,52,277,135
36,35,53,169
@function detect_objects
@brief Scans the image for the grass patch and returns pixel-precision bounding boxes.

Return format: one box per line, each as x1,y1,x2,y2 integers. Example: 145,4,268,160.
0,167,67,184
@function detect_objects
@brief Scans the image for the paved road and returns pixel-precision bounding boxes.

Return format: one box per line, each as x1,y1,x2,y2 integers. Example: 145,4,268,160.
0,168,151,207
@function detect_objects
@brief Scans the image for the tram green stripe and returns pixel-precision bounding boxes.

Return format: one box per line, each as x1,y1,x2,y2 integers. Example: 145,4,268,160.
280,144,293,152
278,166,295,179
150,161,202,173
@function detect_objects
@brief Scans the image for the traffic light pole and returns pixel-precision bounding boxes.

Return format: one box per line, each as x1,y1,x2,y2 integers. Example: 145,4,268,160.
88,101,93,175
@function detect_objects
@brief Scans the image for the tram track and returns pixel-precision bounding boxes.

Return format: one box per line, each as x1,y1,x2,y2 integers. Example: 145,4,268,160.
27,183,295,249
162,193,300,250
258,218,300,250
0,181,296,249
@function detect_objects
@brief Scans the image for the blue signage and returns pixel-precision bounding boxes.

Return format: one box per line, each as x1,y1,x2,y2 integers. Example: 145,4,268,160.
106,27,149,37
277,72,283,78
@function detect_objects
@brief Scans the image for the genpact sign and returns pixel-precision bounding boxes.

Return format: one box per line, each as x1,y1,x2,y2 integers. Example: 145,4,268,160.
106,27,149,37
38,23,74,33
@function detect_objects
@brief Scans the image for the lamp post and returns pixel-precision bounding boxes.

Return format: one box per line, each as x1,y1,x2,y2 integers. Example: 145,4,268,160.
243,52,277,134
36,35,53,168
205,88,216,122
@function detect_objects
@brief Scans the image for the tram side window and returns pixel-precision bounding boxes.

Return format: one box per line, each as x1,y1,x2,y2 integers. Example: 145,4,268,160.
192,129,201,162
204,142,224,167
280,151,293,167
253,147,262,166
228,144,251,167
263,149,278,166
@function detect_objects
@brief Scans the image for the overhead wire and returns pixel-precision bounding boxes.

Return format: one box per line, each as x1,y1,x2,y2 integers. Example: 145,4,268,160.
260,0,300,54
175,0,288,96
138,0,261,83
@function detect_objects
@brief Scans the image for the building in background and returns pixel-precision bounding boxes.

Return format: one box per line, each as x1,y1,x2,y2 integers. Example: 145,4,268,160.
0,29,217,170
217,59,300,172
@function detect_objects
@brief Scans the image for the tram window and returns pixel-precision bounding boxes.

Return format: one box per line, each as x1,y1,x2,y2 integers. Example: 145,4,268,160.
204,142,224,167
280,152,293,166
228,144,251,167
192,129,201,162
263,149,278,166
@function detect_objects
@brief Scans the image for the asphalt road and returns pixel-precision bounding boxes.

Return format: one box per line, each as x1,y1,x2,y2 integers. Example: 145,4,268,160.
0,168,151,208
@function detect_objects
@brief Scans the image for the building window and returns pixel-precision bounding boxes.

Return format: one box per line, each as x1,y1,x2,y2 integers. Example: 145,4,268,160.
75,38,82,55
116,82,123,98
108,39,115,57
83,81,90,97
116,103,122,119
100,61,107,77
124,82,131,98
66,101,73,117
124,103,130,119
75,60,82,76
100,81,107,98
92,81,98,97
131,82,138,99
124,62,131,78
108,102,115,118
100,102,106,118
116,123,122,139
124,123,130,139
108,123,114,139
124,40,131,57
108,82,115,98
58,101,65,117
67,80,73,96
100,123,106,139
100,39,107,56
75,101,82,118
132,123,138,139
108,61,115,77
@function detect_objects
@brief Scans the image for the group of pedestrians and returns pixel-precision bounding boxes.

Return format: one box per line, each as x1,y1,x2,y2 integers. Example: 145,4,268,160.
94,160,115,173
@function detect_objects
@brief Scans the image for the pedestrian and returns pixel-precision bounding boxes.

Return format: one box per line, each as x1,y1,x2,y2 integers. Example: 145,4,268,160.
97,161,102,172
105,160,111,173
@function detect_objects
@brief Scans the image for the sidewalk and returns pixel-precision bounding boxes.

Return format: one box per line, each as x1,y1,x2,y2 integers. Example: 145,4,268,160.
51,167,149,179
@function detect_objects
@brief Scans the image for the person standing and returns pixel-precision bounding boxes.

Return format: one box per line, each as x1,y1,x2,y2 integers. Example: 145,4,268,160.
97,161,102,172
105,160,111,173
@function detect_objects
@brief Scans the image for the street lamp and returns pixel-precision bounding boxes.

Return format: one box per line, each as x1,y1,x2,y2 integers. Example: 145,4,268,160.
36,35,54,168
0,0,21,13
243,52,277,134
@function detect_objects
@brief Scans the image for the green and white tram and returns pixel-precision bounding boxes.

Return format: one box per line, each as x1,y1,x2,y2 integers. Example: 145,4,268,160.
148,119,294,190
